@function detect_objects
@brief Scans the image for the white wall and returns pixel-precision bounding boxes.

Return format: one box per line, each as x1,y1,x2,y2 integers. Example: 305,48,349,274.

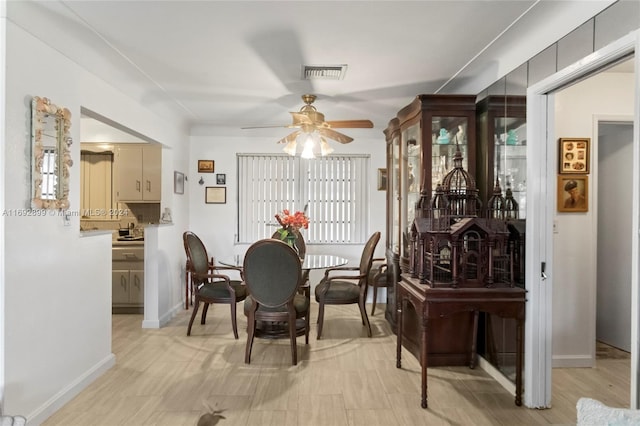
597,122,633,352
552,71,635,367
188,127,388,290
3,19,188,424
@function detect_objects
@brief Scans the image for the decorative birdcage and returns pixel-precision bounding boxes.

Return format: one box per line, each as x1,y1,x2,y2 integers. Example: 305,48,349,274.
487,178,506,219
503,187,519,220
440,146,481,218
410,146,514,288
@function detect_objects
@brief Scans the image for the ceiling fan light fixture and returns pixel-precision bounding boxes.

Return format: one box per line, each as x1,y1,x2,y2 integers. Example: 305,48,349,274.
283,139,297,156
301,134,316,159
301,65,348,80
320,137,334,156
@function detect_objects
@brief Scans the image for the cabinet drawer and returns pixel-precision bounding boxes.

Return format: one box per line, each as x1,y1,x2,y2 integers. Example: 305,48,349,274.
112,247,144,261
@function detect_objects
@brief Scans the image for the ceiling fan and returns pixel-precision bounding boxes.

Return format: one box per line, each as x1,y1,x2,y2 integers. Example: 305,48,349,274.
242,94,374,157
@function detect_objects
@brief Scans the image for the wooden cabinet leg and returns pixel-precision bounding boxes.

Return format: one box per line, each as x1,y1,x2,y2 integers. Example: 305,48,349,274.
515,318,523,406
470,310,479,369
421,317,428,408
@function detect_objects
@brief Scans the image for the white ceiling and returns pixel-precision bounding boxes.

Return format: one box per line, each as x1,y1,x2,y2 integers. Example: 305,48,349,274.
9,1,620,140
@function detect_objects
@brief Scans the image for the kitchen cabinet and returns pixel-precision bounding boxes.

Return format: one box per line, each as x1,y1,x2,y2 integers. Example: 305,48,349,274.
80,152,114,218
115,145,161,202
112,244,144,313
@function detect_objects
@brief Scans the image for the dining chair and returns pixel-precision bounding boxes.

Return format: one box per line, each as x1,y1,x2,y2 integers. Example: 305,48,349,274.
243,238,310,365
368,258,388,316
183,231,247,338
272,230,310,295
314,231,381,339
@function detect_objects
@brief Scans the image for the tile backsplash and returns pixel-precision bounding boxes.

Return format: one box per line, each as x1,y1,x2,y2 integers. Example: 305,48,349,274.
81,202,160,233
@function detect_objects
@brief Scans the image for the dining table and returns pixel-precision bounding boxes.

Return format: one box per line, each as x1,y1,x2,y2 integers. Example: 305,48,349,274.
218,253,348,271
218,253,349,338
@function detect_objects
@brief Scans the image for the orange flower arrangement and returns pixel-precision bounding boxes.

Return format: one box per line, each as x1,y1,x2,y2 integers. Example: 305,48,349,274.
275,208,309,240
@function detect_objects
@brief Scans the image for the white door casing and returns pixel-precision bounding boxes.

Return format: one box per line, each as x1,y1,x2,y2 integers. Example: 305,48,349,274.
525,31,640,409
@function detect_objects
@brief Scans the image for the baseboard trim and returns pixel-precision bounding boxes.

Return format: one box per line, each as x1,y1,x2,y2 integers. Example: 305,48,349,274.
160,303,184,327
27,353,115,425
142,302,183,329
478,356,516,396
552,354,595,368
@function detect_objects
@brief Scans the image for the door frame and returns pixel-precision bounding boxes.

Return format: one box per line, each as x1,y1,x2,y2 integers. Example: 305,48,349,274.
525,30,640,408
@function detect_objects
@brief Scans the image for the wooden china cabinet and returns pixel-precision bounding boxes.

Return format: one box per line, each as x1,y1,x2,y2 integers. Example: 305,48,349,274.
475,95,527,384
384,94,477,332
383,117,401,326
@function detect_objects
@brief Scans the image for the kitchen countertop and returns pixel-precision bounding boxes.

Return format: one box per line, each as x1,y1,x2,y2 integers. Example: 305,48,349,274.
112,240,144,247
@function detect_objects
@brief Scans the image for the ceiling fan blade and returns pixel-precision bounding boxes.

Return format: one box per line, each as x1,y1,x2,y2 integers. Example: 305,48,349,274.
241,125,288,129
325,120,374,129
290,112,313,126
277,130,301,144
318,128,353,144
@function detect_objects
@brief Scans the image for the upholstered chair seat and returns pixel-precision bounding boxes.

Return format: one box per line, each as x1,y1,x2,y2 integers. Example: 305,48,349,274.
314,232,381,339
314,280,360,304
201,280,246,299
243,293,309,315
183,231,247,339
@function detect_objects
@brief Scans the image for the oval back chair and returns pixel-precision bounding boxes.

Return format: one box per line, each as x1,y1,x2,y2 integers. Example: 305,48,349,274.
314,231,381,339
183,231,246,338
243,238,310,365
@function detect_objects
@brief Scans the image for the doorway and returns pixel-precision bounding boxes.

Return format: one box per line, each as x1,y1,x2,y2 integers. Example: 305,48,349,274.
526,34,639,409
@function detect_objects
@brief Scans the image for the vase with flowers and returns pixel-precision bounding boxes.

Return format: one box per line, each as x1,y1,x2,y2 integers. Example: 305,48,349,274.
274,207,309,259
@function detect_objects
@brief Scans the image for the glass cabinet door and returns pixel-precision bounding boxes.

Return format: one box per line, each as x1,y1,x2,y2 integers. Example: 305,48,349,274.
476,95,526,217
494,117,526,218
401,123,420,260
389,134,401,255
431,117,469,193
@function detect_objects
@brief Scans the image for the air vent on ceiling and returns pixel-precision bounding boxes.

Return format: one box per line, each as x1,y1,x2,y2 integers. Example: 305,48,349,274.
302,64,348,80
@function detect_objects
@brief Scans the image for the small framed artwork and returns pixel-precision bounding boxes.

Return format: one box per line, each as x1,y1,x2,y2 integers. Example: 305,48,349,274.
173,171,184,194
205,186,226,204
377,168,387,191
216,173,226,185
557,175,588,212
559,138,590,174
198,160,215,173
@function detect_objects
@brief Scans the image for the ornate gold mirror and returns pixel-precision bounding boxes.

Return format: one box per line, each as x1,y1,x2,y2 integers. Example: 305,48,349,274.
31,96,73,209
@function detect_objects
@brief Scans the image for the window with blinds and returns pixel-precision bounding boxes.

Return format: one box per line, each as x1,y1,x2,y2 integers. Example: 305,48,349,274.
237,154,369,244
41,148,58,200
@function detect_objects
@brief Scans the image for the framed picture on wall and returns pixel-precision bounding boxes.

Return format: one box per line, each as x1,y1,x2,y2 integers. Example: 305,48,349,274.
174,171,184,194
559,138,590,174
377,168,387,191
205,186,226,204
198,160,215,173
557,175,588,212
216,174,226,185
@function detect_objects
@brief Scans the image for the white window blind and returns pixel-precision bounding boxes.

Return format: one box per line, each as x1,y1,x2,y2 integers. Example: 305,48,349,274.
238,154,369,244
41,148,57,200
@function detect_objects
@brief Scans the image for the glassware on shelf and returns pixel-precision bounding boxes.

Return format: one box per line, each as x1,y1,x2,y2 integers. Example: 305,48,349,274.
437,128,450,144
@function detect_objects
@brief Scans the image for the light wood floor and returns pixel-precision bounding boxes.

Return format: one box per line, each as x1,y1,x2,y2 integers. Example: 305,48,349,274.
43,304,630,426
